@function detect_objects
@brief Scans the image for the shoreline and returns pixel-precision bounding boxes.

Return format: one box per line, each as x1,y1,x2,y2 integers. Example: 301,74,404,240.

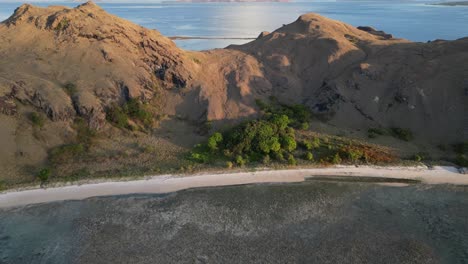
0,165,466,208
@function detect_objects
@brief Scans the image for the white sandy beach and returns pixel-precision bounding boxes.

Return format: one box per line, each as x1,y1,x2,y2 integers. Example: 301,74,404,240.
0,165,466,208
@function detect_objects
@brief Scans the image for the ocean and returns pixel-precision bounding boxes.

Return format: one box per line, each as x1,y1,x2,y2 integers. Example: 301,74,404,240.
1,1,468,50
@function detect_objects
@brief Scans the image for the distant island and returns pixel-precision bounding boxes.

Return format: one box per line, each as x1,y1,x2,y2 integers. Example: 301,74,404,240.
431,1,468,6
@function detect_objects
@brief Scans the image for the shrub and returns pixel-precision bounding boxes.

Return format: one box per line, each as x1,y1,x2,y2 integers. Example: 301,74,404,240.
226,161,233,169
281,135,297,152
413,154,423,162
106,99,153,129
37,168,51,182
302,140,312,150
270,114,290,131
255,99,270,111
453,142,468,155
106,104,129,128
207,132,223,151
74,118,96,146
0,180,6,191
287,154,297,166
55,18,70,31
343,148,364,162
63,82,77,96
125,98,152,126
275,152,285,162
189,152,209,163
331,153,342,164
30,112,45,128
262,155,271,165
368,128,386,138
236,155,246,167
49,143,85,164
300,122,310,130
455,154,468,167
304,152,314,161
390,127,413,141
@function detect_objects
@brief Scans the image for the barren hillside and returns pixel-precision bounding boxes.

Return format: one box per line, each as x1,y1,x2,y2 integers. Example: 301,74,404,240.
0,1,466,186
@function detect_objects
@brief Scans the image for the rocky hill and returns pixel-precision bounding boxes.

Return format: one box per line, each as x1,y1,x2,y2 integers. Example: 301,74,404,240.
0,1,466,185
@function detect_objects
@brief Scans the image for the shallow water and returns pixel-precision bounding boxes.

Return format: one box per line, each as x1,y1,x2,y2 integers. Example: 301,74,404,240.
1,1,468,50
1,181,467,263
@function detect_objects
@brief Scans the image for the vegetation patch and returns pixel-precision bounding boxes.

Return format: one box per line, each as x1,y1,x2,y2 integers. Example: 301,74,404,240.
390,127,413,141
106,98,153,129
189,100,396,168
367,127,386,138
30,112,45,128
453,142,468,167
63,82,77,96
48,118,97,172
54,18,70,31
37,168,51,183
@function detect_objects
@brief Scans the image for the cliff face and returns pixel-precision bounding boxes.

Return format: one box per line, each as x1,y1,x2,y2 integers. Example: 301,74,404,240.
0,1,466,144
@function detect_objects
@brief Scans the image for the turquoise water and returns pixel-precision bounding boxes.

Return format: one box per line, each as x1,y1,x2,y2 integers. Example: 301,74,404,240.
1,1,468,50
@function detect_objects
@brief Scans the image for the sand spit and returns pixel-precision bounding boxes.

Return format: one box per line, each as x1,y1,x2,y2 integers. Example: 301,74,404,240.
0,165,466,208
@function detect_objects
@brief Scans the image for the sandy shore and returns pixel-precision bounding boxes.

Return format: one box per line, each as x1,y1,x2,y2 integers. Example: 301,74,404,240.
0,165,466,208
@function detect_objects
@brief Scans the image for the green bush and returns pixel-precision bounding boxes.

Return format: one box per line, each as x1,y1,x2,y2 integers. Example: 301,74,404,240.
106,103,129,128
390,127,413,141
74,118,96,146
106,99,153,129
331,153,342,164
255,99,270,111
413,154,423,162
275,152,285,162
37,168,51,182
304,152,314,161
125,99,152,126
303,137,320,150
0,180,6,191
189,152,209,163
300,122,310,130
281,135,297,152
55,18,70,31
30,112,45,128
367,128,386,138
456,154,468,167
207,132,223,151
344,148,364,162
63,82,77,96
287,154,297,166
453,142,468,155
262,155,271,165
49,143,85,164
236,155,246,167
226,161,233,169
